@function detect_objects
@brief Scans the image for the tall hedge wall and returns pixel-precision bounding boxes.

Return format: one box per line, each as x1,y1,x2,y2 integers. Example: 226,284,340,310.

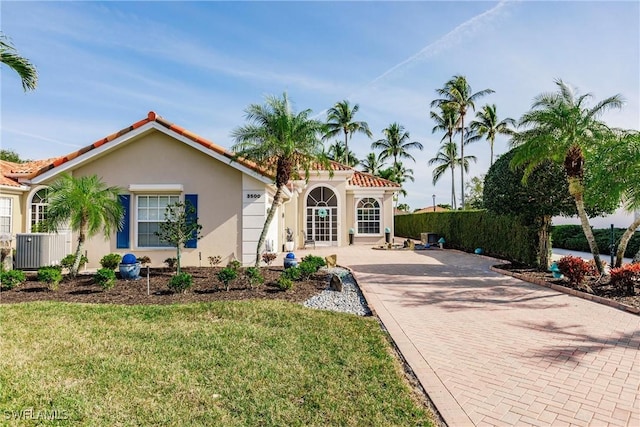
394,210,539,266
552,225,640,258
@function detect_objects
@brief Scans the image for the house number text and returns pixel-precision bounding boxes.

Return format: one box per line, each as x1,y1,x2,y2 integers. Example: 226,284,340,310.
246,193,262,199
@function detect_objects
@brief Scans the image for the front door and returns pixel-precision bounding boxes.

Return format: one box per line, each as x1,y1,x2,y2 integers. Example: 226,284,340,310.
306,187,338,246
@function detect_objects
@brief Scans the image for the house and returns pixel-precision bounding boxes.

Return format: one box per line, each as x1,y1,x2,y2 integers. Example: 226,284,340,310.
0,112,400,268
412,206,451,214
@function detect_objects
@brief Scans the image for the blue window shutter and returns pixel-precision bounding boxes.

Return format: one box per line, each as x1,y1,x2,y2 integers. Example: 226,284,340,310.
117,195,130,248
185,194,198,248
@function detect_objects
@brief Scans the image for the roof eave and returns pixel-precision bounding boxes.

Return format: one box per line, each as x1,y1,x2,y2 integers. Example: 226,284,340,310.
29,121,274,186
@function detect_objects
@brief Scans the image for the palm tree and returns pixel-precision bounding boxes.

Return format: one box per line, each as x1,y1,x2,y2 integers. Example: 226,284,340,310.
428,141,476,209
390,161,414,185
468,104,516,166
431,75,494,208
431,103,460,147
0,32,38,91
46,174,124,277
588,129,640,267
371,123,423,171
397,203,410,212
326,141,359,167
324,100,372,164
511,79,624,273
231,93,327,267
359,152,386,176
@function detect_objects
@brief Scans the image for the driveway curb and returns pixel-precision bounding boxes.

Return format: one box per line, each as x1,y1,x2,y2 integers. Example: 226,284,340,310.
352,268,472,427
490,266,640,315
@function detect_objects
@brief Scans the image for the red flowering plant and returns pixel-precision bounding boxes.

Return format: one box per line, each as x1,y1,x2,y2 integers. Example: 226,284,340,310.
557,256,597,288
609,263,640,296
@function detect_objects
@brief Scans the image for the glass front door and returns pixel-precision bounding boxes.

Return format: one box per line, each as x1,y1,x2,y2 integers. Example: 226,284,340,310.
306,187,338,246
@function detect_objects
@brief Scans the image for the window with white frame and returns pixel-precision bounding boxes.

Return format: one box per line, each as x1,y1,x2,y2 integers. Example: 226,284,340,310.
136,195,180,247
356,198,381,234
30,188,48,232
0,197,11,234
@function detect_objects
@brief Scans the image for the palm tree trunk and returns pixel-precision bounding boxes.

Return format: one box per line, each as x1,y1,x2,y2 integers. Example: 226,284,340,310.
254,186,283,267
460,115,465,209
451,162,456,209
615,217,640,267
490,137,494,167
344,131,349,165
570,180,604,274
537,215,552,269
71,225,87,278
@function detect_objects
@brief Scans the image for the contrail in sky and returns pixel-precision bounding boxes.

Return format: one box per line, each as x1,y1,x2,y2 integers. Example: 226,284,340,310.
314,0,513,118
364,0,512,88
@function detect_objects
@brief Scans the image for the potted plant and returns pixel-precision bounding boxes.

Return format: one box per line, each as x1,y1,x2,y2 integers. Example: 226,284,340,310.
284,227,295,251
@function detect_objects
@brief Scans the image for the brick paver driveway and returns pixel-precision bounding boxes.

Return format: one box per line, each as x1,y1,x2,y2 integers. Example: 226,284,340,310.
306,246,640,426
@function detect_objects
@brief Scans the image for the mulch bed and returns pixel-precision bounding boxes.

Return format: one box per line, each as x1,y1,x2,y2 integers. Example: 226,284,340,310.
495,263,640,313
0,267,328,305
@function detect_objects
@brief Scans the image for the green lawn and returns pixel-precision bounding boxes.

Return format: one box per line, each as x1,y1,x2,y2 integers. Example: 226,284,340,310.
0,301,432,426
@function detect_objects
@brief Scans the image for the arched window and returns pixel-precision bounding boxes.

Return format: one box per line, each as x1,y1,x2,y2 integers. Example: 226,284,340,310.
356,198,380,234
30,188,49,232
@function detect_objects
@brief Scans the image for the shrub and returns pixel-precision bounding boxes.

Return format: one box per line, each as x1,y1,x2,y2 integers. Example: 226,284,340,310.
395,210,539,267
244,266,264,289
60,254,88,270
38,267,63,290
609,263,640,296
208,255,222,267
164,258,177,269
557,256,597,287
100,253,122,270
276,276,293,291
227,259,242,271
282,265,302,281
168,272,193,293
262,252,277,266
1,270,27,290
301,255,326,270
137,256,151,266
298,261,317,280
95,268,116,290
217,267,238,291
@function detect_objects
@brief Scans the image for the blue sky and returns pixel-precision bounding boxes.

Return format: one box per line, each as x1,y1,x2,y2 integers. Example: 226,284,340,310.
2,1,639,225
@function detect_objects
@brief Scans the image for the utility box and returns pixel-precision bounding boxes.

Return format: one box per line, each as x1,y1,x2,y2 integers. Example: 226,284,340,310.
15,233,69,270
420,232,439,245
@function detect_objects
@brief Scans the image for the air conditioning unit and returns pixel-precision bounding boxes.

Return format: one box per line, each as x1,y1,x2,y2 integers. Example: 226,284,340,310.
420,232,440,245
15,233,69,270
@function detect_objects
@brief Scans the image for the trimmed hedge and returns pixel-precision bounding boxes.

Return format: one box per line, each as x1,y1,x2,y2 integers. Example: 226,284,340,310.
552,225,640,257
395,210,538,266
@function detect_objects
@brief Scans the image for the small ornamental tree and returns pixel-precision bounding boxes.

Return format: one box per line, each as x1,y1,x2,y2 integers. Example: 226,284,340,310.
484,149,576,268
155,201,202,275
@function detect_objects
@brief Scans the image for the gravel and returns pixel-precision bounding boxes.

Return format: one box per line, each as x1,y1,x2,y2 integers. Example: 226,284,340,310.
303,267,372,316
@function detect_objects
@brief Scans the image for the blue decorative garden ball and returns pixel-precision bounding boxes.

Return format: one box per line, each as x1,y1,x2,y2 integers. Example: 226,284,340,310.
122,253,137,264
474,248,483,255
284,253,298,269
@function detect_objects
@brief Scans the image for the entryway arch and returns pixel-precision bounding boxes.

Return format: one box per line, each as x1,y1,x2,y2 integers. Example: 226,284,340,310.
305,185,338,246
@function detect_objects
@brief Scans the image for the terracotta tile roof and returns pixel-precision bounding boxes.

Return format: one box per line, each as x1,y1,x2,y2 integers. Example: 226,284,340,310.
413,206,450,213
1,112,397,190
0,160,45,187
322,160,353,171
349,171,401,188
28,112,273,180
